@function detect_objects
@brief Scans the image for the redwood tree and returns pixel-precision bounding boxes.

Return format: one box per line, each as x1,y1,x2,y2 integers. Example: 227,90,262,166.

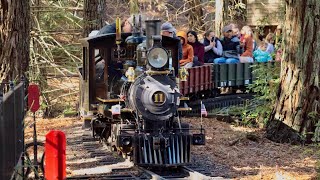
83,0,106,37
266,0,320,143
0,0,30,82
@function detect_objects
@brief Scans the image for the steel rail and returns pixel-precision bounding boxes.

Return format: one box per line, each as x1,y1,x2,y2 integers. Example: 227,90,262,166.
138,166,216,180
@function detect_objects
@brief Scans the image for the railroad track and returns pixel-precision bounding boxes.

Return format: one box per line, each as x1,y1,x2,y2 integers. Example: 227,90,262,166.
64,93,253,179
139,166,225,180
68,166,218,180
66,127,224,179
183,93,254,117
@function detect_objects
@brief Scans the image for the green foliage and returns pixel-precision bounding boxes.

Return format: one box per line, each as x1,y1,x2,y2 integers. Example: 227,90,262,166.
312,122,320,142
225,62,281,127
28,0,83,116
245,63,280,126
29,1,83,82
62,104,77,117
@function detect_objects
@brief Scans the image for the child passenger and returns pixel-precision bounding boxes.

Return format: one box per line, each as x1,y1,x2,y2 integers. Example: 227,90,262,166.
253,42,272,62
265,33,275,54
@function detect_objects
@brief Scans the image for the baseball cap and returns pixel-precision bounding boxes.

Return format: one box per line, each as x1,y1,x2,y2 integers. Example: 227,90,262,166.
222,25,233,33
161,22,176,33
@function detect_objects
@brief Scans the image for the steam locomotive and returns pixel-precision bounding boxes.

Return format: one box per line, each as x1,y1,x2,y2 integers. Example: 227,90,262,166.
78,19,205,167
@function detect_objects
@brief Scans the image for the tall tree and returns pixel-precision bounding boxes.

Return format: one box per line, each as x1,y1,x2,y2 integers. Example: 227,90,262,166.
0,0,30,82
186,0,205,32
266,0,320,143
83,0,106,37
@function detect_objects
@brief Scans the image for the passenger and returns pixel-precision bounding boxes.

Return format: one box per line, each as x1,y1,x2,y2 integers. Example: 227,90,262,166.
95,14,146,89
253,42,272,62
239,26,254,63
214,25,240,64
187,31,205,66
161,22,183,60
230,23,244,54
97,13,146,35
252,31,259,51
274,25,283,49
161,22,176,37
177,31,194,68
230,23,241,39
274,25,283,61
202,30,223,63
265,33,275,54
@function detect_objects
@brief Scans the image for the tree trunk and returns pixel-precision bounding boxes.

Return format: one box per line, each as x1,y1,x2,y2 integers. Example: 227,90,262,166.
266,0,320,143
186,0,205,32
0,0,30,82
83,0,106,37
215,0,228,37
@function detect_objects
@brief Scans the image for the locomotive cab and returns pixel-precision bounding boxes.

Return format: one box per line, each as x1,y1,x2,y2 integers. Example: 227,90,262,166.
78,19,205,167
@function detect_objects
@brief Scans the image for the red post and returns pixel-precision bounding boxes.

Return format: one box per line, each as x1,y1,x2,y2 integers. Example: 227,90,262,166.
45,131,66,180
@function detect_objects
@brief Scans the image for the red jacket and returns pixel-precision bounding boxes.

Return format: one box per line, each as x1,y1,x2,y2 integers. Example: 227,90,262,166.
241,35,253,57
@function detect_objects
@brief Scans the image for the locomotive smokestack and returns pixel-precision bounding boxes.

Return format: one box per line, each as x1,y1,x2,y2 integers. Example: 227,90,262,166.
145,20,161,49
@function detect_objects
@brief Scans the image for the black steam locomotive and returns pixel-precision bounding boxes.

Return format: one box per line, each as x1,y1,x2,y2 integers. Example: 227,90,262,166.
78,19,205,167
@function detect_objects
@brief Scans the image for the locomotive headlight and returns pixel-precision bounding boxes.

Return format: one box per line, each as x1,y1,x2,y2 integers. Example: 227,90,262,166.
147,47,168,69
121,137,132,146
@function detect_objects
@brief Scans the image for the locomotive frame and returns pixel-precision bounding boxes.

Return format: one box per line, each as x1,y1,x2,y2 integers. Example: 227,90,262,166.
78,20,205,167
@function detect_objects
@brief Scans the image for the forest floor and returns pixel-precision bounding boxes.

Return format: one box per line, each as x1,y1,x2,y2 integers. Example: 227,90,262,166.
25,116,319,180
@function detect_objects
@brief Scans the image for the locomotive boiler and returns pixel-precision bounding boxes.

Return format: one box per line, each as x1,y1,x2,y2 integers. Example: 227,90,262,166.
78,18,205,167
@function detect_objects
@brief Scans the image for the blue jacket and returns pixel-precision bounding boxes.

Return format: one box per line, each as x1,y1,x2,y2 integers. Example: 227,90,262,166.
97,23,116,35
253,49,272,62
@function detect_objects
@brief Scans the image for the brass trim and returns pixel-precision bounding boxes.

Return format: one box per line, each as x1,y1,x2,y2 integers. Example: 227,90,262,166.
146,70,170,75
178,108,192,111
180,97,190,101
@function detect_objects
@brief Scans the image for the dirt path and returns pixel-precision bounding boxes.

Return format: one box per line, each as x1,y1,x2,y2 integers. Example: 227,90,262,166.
25,116,319,179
